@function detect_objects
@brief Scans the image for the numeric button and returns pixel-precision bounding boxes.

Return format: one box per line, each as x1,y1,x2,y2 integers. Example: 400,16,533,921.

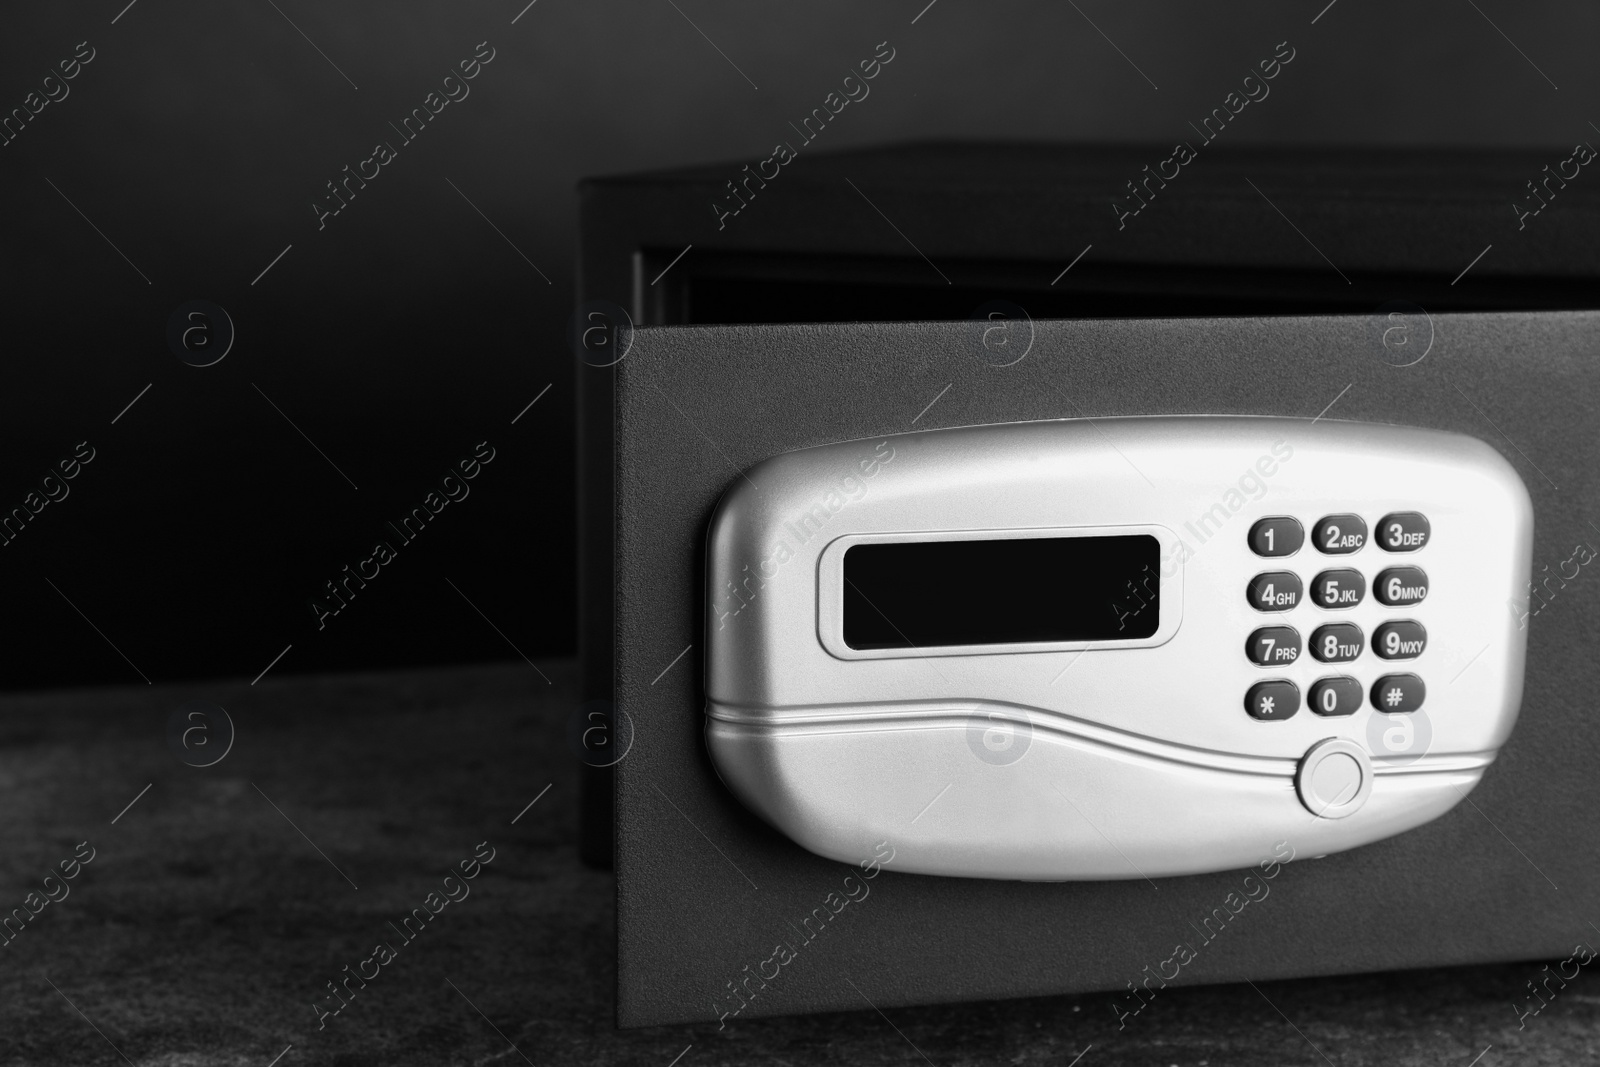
1374,620,1427,659
1247,571,1303,612
1372,673,1426,713
1378,512,1430,552
1311,569,1366,609
1249,517,1304,557
1375,567,1429,606
1245,680,1300,721
1310,676,1363,717
1314,514,1367,554
1246,626,1302,666
1310,623,1363,663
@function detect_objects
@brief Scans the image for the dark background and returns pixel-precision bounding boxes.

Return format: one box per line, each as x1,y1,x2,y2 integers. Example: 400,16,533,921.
2,0,1596,689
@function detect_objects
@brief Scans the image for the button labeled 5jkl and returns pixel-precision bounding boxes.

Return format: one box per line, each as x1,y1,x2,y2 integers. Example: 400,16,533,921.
1312,569,1366,608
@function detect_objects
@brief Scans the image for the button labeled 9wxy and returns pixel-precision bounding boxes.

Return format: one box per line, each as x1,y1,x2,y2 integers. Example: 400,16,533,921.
1374,620,1427,659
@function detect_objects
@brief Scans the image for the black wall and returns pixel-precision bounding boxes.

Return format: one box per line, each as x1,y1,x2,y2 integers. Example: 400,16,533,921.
3,0,1595,689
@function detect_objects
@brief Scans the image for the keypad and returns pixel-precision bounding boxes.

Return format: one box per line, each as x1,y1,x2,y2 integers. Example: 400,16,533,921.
1313,514,1368,554
1310,623,1363,663
1310,676,1363,717
1249,517,1304,557
1245,680,1300,721
1311,569,1366,609
1241,511,1429,720
1247,626,1302,667
1247,571,1303,612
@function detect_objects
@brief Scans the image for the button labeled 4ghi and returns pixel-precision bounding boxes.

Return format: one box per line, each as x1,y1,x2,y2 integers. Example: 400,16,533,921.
1247,626,1302,666
1374,620,1427,659
1310,623,1363,663
1311,569,1366,608
1247,571,1302,611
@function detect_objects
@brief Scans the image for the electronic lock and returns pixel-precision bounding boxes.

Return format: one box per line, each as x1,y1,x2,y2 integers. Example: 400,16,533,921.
703,416,1532,880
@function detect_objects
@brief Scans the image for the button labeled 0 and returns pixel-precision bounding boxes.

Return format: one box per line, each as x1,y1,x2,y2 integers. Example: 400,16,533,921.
1375,566,1428,606
1310,676,1363,717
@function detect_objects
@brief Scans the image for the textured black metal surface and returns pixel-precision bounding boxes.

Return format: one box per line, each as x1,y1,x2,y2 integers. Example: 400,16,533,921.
614,312,1600,1027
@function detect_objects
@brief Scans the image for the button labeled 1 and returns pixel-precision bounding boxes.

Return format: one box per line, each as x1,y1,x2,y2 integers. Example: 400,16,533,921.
1311,569,1366,608
1247,626,1302,666
1249,517,1304,557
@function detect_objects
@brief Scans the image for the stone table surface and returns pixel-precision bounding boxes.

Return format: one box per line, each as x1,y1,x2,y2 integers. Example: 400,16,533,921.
0,660,1591,1066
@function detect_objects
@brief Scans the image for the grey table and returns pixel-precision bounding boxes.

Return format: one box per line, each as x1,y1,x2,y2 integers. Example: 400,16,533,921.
0,661,1587,1065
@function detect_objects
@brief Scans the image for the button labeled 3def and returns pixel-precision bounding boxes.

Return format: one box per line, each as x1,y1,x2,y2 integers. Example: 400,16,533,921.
1378,511,1430,551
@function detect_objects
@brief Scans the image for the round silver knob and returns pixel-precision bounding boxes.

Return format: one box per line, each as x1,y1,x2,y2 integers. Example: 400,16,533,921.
1296,738,1373,818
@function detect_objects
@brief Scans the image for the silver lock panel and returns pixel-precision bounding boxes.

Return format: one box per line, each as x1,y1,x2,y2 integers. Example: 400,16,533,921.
703,416,1533,881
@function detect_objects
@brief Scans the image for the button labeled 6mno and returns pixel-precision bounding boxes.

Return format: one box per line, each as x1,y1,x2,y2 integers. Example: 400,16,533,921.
1375,567,1429,606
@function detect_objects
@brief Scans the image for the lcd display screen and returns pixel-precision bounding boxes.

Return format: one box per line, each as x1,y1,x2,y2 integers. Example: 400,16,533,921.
842,534,1160,649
